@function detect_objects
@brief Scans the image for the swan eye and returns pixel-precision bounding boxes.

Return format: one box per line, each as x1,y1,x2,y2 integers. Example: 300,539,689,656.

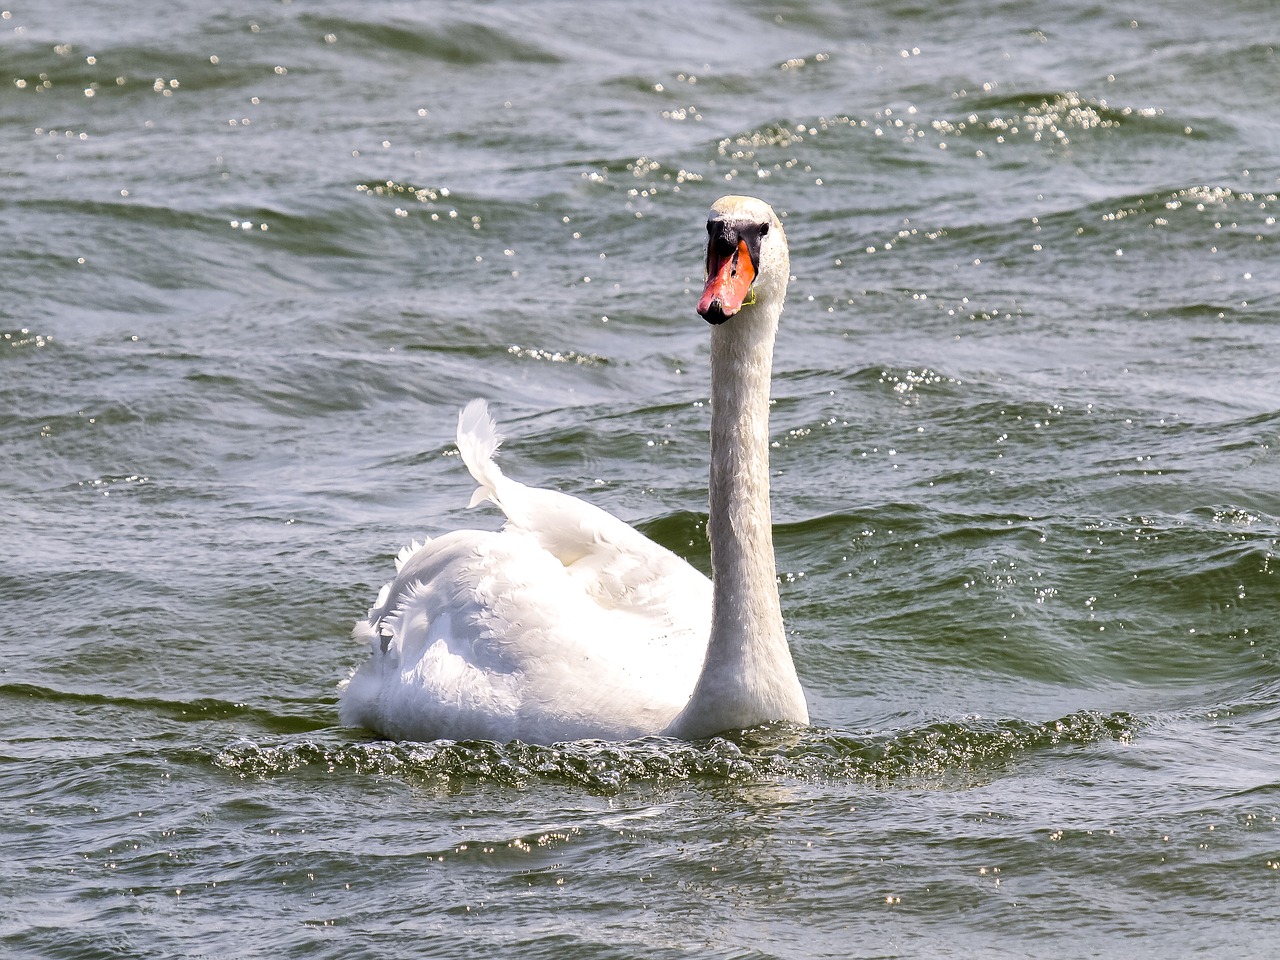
759,222,770,236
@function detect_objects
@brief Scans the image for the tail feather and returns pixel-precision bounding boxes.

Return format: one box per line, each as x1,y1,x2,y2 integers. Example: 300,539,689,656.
457,399,505,508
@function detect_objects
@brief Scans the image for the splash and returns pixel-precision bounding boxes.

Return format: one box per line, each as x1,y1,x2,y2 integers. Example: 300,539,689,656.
215,710,1139,794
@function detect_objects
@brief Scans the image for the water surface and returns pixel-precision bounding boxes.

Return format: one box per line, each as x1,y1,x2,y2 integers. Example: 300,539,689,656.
3,1,1279,957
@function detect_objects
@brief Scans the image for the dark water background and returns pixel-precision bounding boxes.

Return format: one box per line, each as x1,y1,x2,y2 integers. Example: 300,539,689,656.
3,1,1279,956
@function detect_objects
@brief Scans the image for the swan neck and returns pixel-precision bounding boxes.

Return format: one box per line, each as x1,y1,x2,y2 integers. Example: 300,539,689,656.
670,295,807,738
708,308,778,605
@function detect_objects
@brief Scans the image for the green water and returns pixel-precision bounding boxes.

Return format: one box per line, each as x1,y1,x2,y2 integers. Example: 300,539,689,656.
3,1,1279,956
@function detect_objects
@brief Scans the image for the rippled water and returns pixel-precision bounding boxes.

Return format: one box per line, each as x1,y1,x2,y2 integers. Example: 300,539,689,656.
4,1,1280,957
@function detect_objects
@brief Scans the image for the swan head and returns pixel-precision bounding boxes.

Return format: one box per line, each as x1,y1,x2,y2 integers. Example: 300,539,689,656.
697,195,789,325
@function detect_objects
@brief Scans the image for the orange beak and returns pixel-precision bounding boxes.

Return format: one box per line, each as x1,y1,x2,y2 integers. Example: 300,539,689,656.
698,238,756,324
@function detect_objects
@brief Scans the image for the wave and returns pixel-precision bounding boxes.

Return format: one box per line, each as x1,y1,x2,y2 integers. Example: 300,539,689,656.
0,682,327,735
298,13,561,66
214,709,1139,793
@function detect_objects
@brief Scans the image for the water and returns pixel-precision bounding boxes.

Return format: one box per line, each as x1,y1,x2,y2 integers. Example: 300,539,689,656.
3,0,1279,956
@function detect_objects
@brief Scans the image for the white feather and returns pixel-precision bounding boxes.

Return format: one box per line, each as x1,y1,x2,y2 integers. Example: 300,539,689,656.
457,399,504,509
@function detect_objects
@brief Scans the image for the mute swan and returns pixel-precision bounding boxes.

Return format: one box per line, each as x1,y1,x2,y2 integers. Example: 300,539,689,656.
339,195,808,743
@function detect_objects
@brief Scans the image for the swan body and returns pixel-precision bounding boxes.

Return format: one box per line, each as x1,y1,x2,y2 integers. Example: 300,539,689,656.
340,196,808,743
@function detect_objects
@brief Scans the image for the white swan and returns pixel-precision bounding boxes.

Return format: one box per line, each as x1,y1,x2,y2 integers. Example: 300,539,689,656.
339,195,808,744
